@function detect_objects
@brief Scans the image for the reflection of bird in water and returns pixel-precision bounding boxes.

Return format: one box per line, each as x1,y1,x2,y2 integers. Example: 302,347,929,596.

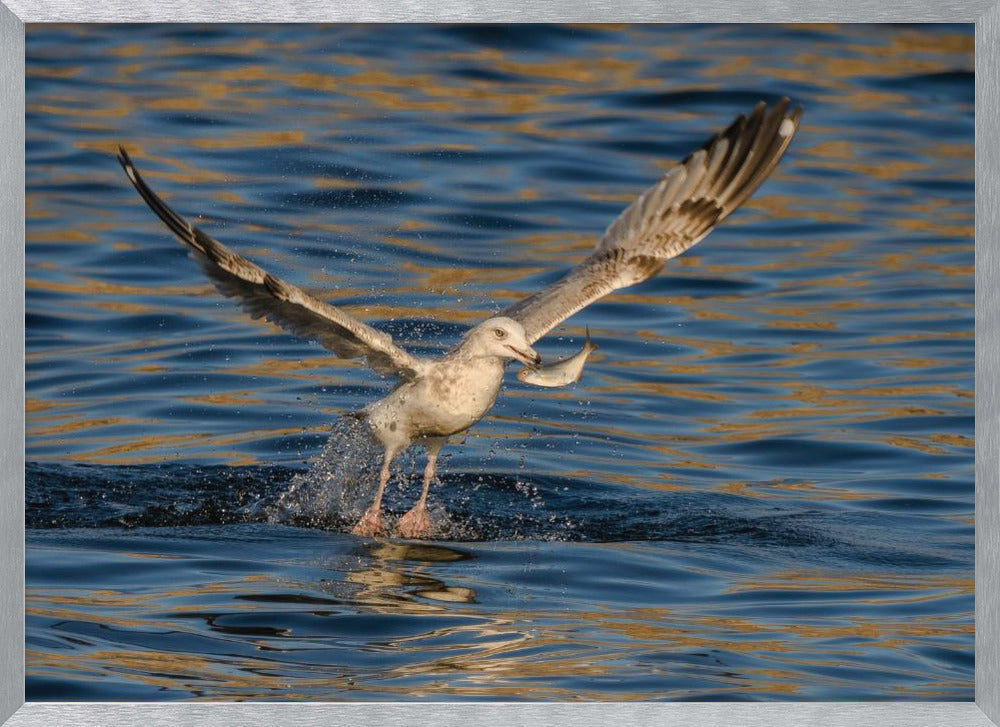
343,540,477,605
118,99,801,539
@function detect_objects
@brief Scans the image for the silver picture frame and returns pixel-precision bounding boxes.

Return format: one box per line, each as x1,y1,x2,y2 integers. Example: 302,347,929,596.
2,3,997,725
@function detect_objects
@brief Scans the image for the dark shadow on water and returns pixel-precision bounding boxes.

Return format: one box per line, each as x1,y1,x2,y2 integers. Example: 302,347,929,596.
28,454,808,545
24,422,969,571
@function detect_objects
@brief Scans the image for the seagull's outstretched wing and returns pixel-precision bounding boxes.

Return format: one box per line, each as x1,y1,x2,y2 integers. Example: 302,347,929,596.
502,98,802,344
117,148,426,381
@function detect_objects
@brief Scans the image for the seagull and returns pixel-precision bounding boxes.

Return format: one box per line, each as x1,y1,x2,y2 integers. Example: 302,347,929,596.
117,98,802,538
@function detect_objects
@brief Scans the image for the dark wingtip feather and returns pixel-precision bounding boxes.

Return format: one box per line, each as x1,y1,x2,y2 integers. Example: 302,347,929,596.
116,146,135,177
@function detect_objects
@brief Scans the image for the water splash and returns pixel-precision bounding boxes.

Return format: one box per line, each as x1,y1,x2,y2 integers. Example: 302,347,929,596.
267,414,383,530
266,415,472,538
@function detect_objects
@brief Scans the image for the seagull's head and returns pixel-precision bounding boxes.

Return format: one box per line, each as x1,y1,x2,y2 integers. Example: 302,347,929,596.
466,317,540,367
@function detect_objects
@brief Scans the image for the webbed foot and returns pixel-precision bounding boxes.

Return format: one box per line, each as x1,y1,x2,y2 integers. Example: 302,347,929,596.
352,507,385,537
397,504,432,539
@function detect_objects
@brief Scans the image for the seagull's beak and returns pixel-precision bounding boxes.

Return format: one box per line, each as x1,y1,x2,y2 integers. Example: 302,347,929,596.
507,344,541,368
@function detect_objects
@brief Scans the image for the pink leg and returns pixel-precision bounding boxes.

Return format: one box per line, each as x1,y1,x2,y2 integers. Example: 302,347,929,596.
397,440,445,539
352,451,394,537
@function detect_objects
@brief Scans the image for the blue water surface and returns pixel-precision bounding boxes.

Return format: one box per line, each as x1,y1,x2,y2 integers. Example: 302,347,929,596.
25,23,974,701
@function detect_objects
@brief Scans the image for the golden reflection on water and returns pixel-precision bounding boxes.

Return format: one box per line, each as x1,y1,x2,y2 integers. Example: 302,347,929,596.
25,543,974,699
25,22,973,701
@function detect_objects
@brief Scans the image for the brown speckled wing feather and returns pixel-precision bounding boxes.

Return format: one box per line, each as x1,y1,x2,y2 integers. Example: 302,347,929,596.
117,148,425,381
503,98,802,344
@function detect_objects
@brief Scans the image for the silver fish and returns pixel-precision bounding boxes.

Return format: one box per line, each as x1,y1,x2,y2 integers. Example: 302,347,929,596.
517,328,598,388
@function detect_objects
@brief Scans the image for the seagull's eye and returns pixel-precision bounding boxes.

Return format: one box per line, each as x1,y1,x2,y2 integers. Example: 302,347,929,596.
493,328,506,339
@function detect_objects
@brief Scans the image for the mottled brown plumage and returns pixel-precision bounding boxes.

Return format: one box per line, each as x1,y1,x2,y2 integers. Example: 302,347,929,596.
503,99,802,343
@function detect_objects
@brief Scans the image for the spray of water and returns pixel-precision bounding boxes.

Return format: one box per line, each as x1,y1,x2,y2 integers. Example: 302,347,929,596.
267,414,461,537
268,414,383,530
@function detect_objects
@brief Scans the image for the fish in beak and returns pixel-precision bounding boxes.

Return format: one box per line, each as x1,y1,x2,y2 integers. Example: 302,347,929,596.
506,344,541,368
517,328,598,388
